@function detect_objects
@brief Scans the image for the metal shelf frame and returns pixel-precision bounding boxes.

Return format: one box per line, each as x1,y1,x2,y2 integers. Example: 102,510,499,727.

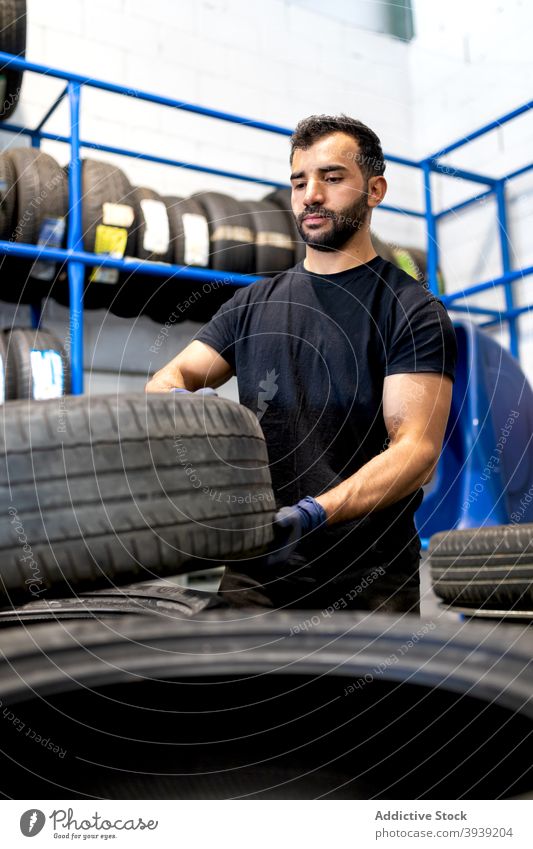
0,51,531,393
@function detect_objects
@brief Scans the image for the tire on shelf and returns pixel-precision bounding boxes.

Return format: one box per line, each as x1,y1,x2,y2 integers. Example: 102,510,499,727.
429,523,533,608
144,194,241,325
0,151,17,238
108,186,175,321
3,326,70,400
240,198,294,274
0,392,275,602
0,0,26,121
192,191,255,273
132,186,172,263
54,159,140,314
7,147,68,245
264,188,306,264
7,148,70,300
78,158,138,257
163,195,210,268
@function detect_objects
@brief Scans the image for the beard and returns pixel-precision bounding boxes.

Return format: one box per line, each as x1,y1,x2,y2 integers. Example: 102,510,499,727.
295,191,369,252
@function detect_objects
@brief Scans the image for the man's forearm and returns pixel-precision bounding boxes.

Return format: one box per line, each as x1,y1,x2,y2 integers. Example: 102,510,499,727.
314,439,437,525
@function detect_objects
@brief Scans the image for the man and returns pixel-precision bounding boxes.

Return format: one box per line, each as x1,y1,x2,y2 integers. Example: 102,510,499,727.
146,114,457,614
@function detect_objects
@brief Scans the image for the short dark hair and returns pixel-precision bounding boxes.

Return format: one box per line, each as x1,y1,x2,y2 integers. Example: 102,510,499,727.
290,114,386,179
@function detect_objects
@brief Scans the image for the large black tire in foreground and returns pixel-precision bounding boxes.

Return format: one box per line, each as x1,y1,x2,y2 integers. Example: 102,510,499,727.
0,0,26,120
0,393,275,603
429,523,533,607
0,612,531,799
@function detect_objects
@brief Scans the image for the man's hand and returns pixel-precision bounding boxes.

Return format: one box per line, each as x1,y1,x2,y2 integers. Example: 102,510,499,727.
145,371,180,393
263,496,327,567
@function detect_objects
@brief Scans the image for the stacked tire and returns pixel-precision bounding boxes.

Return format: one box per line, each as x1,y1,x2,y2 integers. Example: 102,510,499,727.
0,148,68,303
429,523,533,618
0,391,275,603
1,326,69,401
0,144,442,324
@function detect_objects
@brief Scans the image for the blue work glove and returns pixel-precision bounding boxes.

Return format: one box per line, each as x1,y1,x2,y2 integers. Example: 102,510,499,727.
264,496,327,567
171,387,219,396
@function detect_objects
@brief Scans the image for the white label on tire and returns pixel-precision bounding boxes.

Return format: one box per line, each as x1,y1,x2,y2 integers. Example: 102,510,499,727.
30,349,64,400
102,202,135,228
0,354,4,404
182,213,210,267
140,198,170,256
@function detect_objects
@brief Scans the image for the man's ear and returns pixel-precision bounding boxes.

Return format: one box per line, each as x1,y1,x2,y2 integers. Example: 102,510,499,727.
368,175,387,209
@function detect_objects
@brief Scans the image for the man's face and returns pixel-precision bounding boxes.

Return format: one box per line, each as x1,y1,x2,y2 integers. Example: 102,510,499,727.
290,132,373,252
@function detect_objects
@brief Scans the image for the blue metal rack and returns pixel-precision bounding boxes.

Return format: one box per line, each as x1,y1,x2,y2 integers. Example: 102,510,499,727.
0,50,531,394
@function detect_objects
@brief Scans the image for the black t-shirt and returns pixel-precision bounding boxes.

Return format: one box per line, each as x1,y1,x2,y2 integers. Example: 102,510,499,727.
196,256,457,574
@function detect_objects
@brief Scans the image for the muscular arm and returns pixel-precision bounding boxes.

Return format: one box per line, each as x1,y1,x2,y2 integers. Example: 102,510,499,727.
314,372,453,525
145,340,233,392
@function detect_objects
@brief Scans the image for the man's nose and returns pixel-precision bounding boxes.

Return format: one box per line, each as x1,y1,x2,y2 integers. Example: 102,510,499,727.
303,179,324,208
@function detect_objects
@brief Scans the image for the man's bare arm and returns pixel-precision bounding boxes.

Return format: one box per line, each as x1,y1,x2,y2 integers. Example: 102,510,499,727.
314,372,453,525
145,340,234,393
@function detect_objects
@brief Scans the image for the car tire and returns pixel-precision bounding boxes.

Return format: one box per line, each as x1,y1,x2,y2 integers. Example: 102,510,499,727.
3,326,69,400
429,523,533,607
192,191,255,273
241,198,294,274
0,392,275,602
264,188,306,264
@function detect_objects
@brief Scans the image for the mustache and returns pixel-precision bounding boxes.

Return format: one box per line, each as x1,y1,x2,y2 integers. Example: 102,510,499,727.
298,208,337,223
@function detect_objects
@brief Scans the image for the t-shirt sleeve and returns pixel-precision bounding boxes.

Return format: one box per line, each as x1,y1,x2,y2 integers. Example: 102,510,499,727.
385,287,457,383
194,294,241,371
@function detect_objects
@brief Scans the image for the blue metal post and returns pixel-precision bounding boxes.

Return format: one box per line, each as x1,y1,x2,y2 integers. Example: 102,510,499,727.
29,303,42,328
66,81,84,395
422,161,439,295
495,180,518,359
29,132,42,315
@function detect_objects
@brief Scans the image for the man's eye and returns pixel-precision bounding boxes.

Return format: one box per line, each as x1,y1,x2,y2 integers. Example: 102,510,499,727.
325,176,341,182
293,183,306,190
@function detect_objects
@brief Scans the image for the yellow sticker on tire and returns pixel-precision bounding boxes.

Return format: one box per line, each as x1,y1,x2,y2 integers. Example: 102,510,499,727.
90,224,128,284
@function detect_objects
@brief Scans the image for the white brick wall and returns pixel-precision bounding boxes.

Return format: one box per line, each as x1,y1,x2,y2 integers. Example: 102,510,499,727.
410,0,533,382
